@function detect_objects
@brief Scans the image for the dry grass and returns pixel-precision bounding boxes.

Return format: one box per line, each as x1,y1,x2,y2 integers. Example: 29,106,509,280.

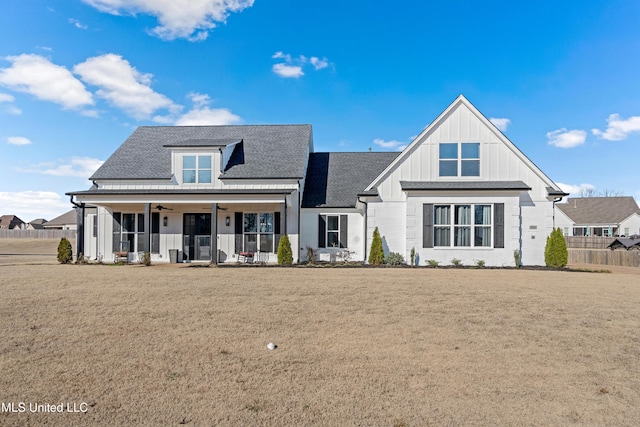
1,239,640,426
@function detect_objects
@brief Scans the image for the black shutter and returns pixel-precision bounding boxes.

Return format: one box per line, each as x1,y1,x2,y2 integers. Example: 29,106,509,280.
318,215,326,248
339,215,348,248
112,212,121,253
274,212,281,251
494,203,504,248
235,212,243,253
423,204,433,248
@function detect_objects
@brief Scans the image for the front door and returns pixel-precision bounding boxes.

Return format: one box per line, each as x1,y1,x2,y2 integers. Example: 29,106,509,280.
183,213,211,261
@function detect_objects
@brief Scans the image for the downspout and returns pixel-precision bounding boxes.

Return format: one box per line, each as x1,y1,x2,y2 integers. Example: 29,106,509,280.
552,197,563,229
297,179,301,264
69,195,85,260
357,196,368,264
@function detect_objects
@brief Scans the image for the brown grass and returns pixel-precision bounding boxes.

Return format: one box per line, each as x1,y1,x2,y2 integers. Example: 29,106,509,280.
1,239,640,426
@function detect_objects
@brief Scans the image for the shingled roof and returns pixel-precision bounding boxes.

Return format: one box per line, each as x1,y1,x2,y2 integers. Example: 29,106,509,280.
556,197,640,225
302,152,399,208
91,125,312,180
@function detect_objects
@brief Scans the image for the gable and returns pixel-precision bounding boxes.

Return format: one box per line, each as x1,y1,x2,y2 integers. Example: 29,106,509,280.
366,95,564,201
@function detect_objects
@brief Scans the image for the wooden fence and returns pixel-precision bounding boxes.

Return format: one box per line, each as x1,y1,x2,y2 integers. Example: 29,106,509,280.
564,236,615,249
568,249,640,268
0,229,76,239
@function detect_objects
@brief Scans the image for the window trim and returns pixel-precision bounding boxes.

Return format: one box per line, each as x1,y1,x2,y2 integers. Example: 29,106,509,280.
243,212,275,253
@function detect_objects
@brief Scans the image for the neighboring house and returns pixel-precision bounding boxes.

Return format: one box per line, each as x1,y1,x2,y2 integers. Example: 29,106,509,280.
43,210,77,230
608,237,640,251
555,197,640,237
68,95,567,266
0,215,25,230
26,218,48,230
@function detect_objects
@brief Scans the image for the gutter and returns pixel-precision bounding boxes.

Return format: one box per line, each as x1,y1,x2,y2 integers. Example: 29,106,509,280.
357,196,368,264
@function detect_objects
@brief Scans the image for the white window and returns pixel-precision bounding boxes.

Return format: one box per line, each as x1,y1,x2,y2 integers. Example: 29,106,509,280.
113,212,143,252
243,212,274,252
326,215,340,247
439,143,480,177
434,204,491,247
183,155,212,183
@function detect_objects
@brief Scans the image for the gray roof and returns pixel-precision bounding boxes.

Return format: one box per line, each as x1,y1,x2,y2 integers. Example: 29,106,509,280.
0,215,25,229
43,209,76,227
556,197,640,225
608,238,640,250
400,181,531,191
302,152,399,208
91,125,312,180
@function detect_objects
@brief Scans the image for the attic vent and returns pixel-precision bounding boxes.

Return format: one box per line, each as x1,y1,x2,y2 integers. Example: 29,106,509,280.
529,225,537,230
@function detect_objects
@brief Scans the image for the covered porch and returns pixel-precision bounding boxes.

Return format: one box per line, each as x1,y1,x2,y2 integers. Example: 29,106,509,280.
69,189,297,264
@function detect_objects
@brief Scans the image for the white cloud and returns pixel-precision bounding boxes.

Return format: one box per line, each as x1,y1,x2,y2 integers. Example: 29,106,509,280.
81,0,254,41
373,138,407,152
153,91,241,125
489,117,511,132
592,113,640,141
557,182,596,197
272,63,304,79
0,93,14,103
310,56,329,70
69,18,88,29
272,51,331,78
74,54,178,119
0,191,71,222
19,157,104,179
0,54,93,109
7,136,31,146
546,128,587,148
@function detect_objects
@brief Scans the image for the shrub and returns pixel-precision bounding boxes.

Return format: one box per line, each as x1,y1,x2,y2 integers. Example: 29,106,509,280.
426,259,439,268
451,258,462,267
410,247,415,266
57,237,73,264
277,235,293,265
141,252,152,266
76,252,88,265
513,250,521,268
305,246,317,265
368,227,384,265
474,259,485,268
545,227,568,268
385,252,405,266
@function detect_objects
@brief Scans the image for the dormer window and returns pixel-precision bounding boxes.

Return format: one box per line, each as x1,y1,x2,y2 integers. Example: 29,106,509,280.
183,155,212,183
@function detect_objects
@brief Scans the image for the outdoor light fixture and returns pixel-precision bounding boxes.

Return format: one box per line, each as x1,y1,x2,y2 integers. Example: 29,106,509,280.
163,216,168,227
225,216,230,227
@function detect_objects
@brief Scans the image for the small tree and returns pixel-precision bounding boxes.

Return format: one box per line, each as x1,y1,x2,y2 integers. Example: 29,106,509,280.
277,235,293,265
57,237,73,264
368,227,384,265
545,227,568,268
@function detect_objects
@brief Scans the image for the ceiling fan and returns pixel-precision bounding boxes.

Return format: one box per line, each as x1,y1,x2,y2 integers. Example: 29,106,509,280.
155,205,173,211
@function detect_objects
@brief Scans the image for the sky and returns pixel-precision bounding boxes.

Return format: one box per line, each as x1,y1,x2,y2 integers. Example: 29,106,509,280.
1,0,640,222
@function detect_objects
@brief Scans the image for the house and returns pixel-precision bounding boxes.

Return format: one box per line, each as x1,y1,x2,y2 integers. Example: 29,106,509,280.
0,215,25,230
26,218,48,230
555,197,640,237
43,210,77,230
608,237,640,251
68,95,567,266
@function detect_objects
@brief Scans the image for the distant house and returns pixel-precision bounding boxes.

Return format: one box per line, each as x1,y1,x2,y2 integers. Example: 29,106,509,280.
68,95,568,266
555,197,640,237
43,210,77,230
0,215,25,230
608,237,640,251
26,218,48,230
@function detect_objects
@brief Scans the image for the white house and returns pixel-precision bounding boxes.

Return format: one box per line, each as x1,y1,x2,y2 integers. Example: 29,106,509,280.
555,197,640,237
69,95,567,266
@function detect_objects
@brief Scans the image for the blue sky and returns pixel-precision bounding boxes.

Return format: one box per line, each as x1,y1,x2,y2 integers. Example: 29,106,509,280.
1,0,639,221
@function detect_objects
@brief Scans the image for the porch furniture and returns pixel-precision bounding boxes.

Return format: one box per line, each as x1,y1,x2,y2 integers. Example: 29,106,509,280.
238,251,254,263
114,241,129,264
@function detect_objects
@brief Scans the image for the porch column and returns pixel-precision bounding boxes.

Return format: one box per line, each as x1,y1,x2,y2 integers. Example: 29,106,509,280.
75,204,85,259
142,203,151,253
280,201,286,236
211,203,218,264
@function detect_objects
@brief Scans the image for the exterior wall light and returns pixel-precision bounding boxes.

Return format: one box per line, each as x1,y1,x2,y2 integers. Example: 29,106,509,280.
225,216,230,227
163,216,168,227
